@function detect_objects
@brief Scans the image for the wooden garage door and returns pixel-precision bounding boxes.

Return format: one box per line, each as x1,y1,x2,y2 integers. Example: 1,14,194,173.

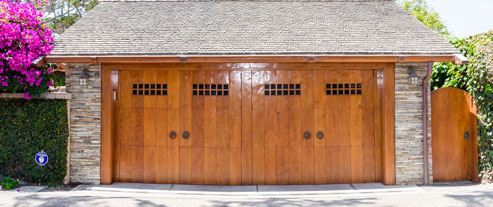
114,69,383,184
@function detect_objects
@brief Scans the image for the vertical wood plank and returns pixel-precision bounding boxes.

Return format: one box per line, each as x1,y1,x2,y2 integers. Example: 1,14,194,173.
143,146,156,183
229,71,242,185
264,70,278,184
144,109,155,146
252,71,265,185
276,71,290,184
363,146,376,182
179,146,192,184
155,146,168,183
119,145,132,182
229,148,242,185
326,146,339,183
167,71,180,184
313,70,327,184
216,147,230,185
180,71,192,147
375,70,384,182
191,147,204,184
301,69,314,184
131,146,144,183
338,146,351,183
288,70,302,184
241,71,253,185
383,64,396,185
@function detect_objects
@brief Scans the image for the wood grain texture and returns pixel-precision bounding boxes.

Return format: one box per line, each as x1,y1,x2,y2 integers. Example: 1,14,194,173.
383,64,396,185
431,87,478,182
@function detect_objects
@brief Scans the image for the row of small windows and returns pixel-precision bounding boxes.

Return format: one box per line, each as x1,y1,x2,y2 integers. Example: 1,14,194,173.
326,83,362,96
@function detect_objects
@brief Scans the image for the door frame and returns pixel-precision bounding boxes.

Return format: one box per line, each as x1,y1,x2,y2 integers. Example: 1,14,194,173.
100,62,396,185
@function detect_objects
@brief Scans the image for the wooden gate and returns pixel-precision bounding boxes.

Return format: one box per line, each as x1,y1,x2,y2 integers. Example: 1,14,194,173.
112,68,384,185
431,87,479,182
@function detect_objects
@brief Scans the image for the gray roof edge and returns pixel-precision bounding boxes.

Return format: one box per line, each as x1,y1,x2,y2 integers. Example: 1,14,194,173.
48,52,460,57
99,0,393,2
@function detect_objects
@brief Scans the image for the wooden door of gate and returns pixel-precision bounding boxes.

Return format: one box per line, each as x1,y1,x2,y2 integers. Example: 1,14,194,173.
431,87,479,182
113,69,383,185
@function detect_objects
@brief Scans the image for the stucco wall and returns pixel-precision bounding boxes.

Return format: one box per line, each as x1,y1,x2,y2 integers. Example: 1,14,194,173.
66,63,101,184
394,63,433,185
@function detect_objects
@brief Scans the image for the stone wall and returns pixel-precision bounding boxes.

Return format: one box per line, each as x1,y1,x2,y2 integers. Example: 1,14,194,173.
394,63,432,185
66,63,102,184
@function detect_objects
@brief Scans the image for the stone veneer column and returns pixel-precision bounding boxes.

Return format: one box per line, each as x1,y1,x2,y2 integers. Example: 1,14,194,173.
66,63,101,184
394,63,433,185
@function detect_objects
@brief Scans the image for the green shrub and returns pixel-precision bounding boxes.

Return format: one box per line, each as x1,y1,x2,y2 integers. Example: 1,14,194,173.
0,99,68,185
0,175,19,190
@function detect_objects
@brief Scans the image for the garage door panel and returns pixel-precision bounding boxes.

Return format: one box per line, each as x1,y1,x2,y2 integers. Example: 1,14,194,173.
338,146,351,183
143,146,156,183
155,109,168,147
190,147,204,185
314,146,327,184
265,147,277,185
155,147,168,183
252,71,265,148
326,146,339,183
337,109,351,146
350,108,363,146
216,109,230,147
241,71,252,148
363,108,375,146
241,147,252,185
167,147,180,183
337,71,350,108
144,109,155,146
325,70,338,108
288,146,301,184
350,70,363,108
179,146,192,184
204,147,217,185
204,109,216,147
229,71,242,111
301,146,314,184
325,109,338,146
350,145,363,183
131,146,145,183
228,109,242,148
131,71,144,107
252,147,265,185
131,108,144,146
277,147,290,185
167,108,180,147
144,71,156,108
155,71,168,109
229,148,242,185
277,107,289,147
119,145,132,182
362,70,376,108
363,146,376,183
216,147,230,185
119,71,132,108
180,71,192,147
288,107,301,148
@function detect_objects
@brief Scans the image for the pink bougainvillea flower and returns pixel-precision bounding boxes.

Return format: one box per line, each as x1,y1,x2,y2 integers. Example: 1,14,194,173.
0,0,54,99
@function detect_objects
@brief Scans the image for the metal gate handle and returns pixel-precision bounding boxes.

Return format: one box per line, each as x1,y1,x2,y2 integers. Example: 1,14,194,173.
303,131,311,140
183,131,190,139
169,131,177,139
316,131,324,139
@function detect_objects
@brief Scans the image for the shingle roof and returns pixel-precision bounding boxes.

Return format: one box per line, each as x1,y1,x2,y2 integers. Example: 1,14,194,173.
51,0,460,56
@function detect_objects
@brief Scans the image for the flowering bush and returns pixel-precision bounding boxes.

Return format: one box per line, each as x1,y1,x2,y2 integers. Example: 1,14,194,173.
0,0,54,99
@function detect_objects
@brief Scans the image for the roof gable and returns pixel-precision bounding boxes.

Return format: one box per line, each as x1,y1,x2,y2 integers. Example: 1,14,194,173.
51,0,459,56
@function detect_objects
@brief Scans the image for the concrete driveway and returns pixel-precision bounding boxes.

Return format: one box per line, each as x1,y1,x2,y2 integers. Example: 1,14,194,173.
1,182,492,207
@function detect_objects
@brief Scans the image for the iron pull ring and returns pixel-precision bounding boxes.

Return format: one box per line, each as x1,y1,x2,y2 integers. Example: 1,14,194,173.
316,131,324,139
303,131,311,140
183,131,190,139
169,131,177,139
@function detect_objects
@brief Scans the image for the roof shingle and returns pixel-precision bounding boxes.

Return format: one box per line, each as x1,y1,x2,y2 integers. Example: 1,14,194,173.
51,1,459,56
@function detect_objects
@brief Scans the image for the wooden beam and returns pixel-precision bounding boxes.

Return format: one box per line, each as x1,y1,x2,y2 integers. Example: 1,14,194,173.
383,63,396,185
454,54,470,65
44,55,460,64
100,66,114,185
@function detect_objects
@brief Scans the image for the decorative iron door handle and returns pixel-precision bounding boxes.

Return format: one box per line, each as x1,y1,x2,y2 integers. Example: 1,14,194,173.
169,131,177,139
316,131,324,139
183,131,190,139
464,131,469,140
303,131,311,140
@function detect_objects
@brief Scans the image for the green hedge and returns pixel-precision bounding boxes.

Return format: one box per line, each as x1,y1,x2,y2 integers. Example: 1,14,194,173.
0,99,68,185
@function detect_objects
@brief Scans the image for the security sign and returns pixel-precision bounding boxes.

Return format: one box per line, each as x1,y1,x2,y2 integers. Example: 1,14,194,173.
35,151,48,166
